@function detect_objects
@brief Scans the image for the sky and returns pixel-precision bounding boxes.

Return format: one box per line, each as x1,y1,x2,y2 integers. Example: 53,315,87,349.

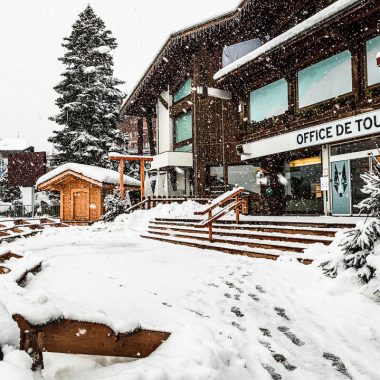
0,0,240,153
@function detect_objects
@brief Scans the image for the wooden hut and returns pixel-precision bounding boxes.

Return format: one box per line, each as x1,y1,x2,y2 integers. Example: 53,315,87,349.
36,163,140,223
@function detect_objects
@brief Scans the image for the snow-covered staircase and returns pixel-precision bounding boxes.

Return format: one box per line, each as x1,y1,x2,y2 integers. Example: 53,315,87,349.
141,218,355,264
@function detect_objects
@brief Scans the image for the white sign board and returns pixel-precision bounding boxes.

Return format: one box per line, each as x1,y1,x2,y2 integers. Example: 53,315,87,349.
242,109,380,159
320,177,329,191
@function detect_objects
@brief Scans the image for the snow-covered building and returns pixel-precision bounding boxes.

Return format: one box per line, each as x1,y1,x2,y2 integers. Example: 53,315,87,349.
36,163,140,222
122,0,380,216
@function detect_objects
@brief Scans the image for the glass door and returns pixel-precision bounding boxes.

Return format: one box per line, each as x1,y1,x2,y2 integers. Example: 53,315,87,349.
331,160,351,215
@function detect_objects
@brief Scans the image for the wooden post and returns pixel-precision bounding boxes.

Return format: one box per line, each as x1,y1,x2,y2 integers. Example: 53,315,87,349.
140,160,145,201
119,159,125,199
137,117,144,155
235,194,240,224
146,116,156,156
208,210,212,242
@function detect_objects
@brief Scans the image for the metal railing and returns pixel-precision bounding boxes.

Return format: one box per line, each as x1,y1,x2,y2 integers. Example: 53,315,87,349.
0,204,60,219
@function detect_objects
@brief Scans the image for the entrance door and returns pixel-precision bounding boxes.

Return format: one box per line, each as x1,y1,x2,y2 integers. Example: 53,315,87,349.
73,190,89,221
331,160,351,215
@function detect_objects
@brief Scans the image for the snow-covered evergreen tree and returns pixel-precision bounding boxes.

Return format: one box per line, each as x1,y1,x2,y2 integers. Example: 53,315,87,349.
49,5,127,168
322,164,380,287
102,187,128,222
0,169,21,204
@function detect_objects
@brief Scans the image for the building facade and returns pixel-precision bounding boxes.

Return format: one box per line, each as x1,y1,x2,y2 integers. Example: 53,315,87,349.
122,0,380,215
118,115,157,155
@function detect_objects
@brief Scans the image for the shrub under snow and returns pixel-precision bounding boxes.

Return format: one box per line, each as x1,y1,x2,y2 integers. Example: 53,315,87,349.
322,170,380,294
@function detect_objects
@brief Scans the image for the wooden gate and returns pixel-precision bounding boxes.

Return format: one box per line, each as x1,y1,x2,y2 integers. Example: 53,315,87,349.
72,189,89,221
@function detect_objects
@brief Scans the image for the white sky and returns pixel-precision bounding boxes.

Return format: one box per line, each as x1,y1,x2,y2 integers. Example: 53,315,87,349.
0,0,240,153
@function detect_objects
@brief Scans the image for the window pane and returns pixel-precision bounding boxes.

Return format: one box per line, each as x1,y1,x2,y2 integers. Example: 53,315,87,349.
175,112,192,143
366,35,380,86
173,79,192,103
298,50,352,108
227,165,260,194
250,78,288,123
175,144,192,152
210,166,224,193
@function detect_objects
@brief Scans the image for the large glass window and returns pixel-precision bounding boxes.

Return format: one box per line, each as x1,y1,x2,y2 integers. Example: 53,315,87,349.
366,35,380,86
209,166,224,193
227,165,260,194
174,112,192,143
284,157,323,214
249,78,288,123
173,79,192,103
298,50,352,108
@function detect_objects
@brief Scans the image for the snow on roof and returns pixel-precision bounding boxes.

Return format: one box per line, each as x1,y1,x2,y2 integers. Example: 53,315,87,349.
214,0,361,80
36,163,140,187
0,138,28,151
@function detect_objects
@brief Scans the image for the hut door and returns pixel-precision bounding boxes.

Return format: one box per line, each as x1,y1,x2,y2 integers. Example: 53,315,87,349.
73,190,89,221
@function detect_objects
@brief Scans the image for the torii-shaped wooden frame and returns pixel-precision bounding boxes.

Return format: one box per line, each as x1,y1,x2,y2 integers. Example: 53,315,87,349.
109,154,153,200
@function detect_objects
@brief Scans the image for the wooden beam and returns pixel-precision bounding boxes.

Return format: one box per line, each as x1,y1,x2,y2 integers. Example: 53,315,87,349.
157,94,168,110
146,116,156,156
137,117,144,155
13,314,171,371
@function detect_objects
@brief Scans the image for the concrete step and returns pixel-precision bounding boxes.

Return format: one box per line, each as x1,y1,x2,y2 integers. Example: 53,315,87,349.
146,229,309,252
141,231,313,265
148,224,334,245
149,220,339,237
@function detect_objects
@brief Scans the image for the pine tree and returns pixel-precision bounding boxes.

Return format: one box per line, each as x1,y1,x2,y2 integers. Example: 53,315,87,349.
102,187,128,222
322,165,380,285
0,169,21,204
49,5,127,168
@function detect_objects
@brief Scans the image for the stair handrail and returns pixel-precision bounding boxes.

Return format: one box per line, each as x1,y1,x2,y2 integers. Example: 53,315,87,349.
194,187,246,216
195,187,247,242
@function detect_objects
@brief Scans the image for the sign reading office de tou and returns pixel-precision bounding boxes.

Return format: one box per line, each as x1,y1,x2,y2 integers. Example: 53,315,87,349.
242,109,380,159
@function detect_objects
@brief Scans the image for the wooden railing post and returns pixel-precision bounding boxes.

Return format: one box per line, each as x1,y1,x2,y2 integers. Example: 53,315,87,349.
208,210,212,242
235,194,240,224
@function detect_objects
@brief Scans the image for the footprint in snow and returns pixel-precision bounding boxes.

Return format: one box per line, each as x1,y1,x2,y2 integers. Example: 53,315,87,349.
187,309,209,318
231,321,246,332
274,307,290,321
260,341,297,372
231,306,244,318
234,294,240,300
323,353,352,379
225,281,235,289
256,285,266,294
224,293,232,299
162,302,172,307
235,286,244,294
262,364,282,380
278,326,305,346
248,293,260,301
207,283,218,288
259,328,272,337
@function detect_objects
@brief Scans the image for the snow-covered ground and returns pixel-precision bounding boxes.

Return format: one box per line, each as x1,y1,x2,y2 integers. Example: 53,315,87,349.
0,202,379,379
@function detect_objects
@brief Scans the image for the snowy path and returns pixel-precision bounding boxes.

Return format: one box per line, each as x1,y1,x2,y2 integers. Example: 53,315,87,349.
1,207,380,379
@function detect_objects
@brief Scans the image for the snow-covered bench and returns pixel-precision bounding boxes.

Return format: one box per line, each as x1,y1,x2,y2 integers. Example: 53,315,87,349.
13,314,171,370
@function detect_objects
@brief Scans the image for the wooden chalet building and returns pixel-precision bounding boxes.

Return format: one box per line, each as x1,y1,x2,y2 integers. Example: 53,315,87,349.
122,0,380,216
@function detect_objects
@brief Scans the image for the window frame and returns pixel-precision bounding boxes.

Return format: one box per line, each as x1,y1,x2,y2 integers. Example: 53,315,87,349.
296,48,354,111
364,34,380,90
248,77,290,124
172,110,193,152
172,78,193,104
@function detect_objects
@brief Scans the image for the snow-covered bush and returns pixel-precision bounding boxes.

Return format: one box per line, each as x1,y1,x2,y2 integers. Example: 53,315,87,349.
102,187,128,222
322,170,380,292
